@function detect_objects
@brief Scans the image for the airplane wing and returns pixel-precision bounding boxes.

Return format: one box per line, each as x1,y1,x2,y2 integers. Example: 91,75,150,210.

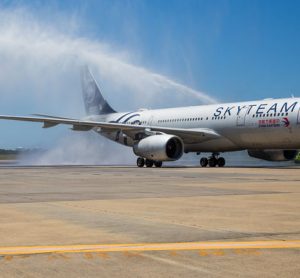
0,115,220,144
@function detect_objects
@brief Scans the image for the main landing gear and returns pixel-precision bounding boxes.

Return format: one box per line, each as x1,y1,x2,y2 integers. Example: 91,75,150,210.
200,153,225,167
136,157,163,168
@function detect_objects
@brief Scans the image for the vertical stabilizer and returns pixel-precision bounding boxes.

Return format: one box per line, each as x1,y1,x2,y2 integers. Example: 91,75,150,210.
81,66,116,115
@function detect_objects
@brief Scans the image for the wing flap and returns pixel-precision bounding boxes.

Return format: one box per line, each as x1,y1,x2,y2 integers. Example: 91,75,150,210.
72,125,94,131
43,122,59,128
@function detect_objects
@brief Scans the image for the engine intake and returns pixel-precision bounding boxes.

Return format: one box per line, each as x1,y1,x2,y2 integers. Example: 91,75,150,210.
248,150,298,161
133,135,183,161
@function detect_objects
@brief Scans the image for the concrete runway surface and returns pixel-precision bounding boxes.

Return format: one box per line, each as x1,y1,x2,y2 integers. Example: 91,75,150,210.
0,166,299,277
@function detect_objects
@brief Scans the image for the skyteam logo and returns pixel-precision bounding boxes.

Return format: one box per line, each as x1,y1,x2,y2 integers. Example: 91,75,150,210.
282,117,290,127
110,112,141,124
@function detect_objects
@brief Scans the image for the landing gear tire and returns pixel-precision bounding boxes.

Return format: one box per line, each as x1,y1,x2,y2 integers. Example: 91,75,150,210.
145,159,154,168
137,157,145,168
208,157,218,167
200,157,208,167
199,153,226,168
154,161,163,168
217,157,225,167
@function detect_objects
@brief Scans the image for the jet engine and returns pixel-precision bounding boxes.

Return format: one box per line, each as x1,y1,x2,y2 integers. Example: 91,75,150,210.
247,150,298,161
133,134,183,161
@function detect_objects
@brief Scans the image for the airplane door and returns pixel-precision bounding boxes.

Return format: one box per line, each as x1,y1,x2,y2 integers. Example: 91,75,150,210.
236,106,249,127
297,107,300,124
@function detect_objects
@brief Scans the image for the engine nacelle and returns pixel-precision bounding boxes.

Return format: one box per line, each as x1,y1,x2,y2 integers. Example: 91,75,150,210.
248,150,298,161
133,135,183,161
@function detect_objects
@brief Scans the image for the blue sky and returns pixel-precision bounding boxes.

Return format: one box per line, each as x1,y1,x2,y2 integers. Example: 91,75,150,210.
1,0,300,149
49,0,300,100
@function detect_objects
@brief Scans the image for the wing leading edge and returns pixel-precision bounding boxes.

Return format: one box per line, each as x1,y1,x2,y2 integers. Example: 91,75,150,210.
0,115,221,144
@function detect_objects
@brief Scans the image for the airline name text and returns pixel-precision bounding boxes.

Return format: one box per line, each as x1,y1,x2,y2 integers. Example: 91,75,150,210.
213,102,298,117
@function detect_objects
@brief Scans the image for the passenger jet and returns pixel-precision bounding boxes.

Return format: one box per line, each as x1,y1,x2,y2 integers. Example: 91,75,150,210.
1,67,300,167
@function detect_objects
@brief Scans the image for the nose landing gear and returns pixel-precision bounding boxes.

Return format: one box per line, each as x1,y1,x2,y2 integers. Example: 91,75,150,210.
200,153,225,167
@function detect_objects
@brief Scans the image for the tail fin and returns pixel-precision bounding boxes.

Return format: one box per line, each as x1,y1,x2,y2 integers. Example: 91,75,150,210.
81,66,116,115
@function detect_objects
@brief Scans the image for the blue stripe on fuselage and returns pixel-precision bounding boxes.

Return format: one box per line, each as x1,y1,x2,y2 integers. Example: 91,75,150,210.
122,114,140,123
110,112,133,123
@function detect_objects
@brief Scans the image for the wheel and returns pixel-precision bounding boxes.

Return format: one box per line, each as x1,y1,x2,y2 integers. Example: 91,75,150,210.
154,161,163,168
145,159,154,168
217,157,225,167
200,157,208,167
137,157,145,168
208,157,217,167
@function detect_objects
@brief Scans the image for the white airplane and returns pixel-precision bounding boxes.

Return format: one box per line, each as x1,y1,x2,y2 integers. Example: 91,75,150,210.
1,67,300,167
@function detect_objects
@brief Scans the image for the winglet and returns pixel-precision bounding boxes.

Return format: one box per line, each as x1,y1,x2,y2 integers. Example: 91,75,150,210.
81,66,116,115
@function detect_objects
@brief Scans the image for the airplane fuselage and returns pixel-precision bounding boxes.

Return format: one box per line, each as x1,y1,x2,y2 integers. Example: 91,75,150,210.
92,97,300,153
1,68,299,166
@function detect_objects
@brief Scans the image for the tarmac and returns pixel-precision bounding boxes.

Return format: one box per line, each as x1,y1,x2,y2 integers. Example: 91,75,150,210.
0,165,299,277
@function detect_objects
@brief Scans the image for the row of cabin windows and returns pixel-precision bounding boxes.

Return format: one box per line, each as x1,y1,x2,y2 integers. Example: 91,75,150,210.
157,113,289,123
157,117,211,123
211,116,227,120
211,113,289,121
252,112,288,118
134,113,289,125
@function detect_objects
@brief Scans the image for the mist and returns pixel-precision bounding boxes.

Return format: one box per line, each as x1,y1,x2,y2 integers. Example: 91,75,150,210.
20,132,134,165
0,6,219,165
0,6,217,112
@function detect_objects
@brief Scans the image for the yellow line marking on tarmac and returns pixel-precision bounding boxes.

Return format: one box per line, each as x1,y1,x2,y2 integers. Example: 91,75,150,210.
0,240,299,256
